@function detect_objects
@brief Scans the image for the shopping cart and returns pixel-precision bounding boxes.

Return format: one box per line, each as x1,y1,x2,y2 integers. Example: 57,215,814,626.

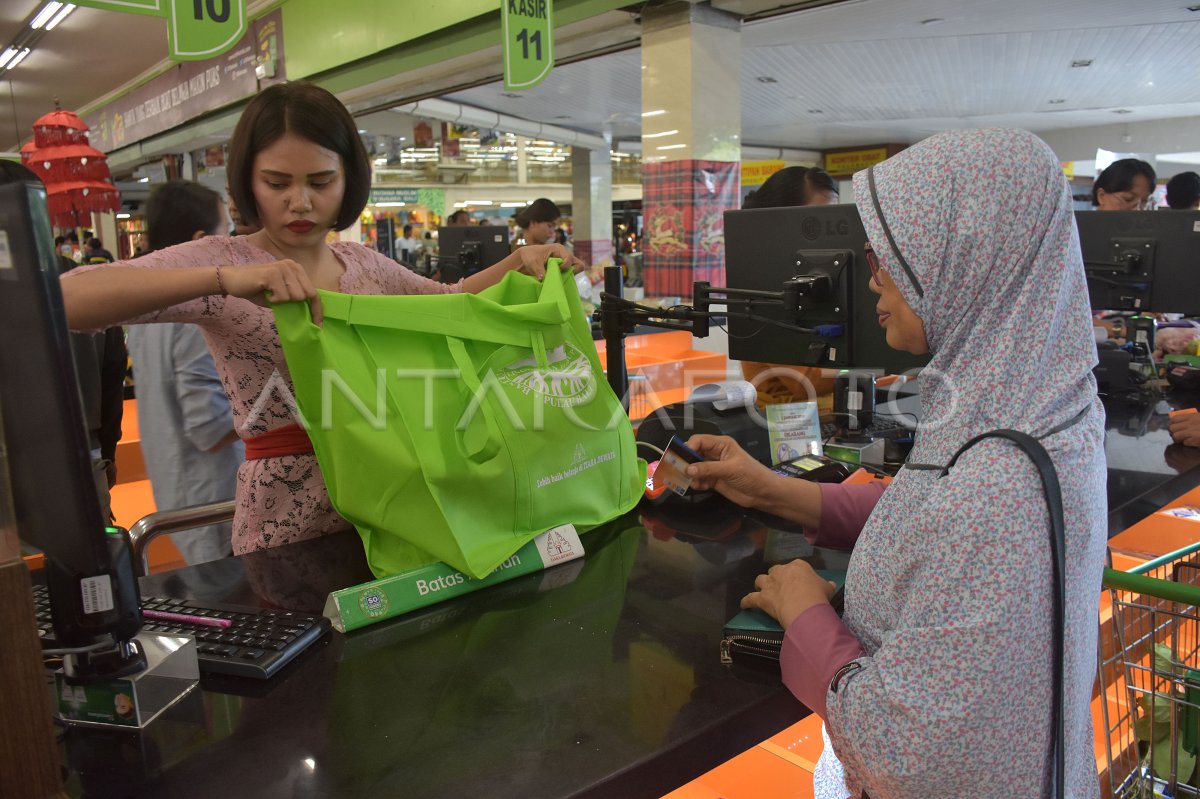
1101,543,1200,798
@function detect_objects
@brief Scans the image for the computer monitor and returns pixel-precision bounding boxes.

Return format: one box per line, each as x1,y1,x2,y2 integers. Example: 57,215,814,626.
0,181,142,657
1077,210,1200,315
435,225,510,283
722,204,929,374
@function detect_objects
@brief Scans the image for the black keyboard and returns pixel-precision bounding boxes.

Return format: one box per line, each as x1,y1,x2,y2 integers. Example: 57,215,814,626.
33,584,330,680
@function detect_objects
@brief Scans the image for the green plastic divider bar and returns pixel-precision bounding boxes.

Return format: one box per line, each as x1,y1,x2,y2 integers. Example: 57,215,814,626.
1103,567,1200,606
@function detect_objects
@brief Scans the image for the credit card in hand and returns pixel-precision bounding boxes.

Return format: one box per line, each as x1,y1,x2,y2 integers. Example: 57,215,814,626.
653,436,704,496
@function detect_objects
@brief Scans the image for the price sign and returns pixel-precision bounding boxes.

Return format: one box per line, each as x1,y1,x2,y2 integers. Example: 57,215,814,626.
75,0,247,61
502,0,554,90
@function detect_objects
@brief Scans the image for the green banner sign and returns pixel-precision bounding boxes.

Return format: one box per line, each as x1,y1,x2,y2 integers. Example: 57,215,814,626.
502,0,554,90
75,0,247,61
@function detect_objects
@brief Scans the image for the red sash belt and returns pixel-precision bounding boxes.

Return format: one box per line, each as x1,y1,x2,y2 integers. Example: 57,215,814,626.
243,423,314,460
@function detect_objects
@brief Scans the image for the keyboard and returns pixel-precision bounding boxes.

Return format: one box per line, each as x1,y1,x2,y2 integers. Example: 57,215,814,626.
33,584,331,680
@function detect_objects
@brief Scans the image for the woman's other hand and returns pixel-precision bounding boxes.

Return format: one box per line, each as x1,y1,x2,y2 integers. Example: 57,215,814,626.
741,559,839,629
1169,411,1200,448
220,260,323,324
515,244,586,279
684,434,778,508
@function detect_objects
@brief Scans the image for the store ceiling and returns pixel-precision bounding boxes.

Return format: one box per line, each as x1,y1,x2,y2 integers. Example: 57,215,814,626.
2,0,1199,157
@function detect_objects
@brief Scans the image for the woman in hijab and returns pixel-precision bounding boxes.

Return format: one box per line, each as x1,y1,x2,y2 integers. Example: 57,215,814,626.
687,128,1107,798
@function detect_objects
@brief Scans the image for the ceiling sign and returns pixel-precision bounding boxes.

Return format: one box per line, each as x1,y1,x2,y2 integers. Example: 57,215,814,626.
74,0,247,61
502,0,554,90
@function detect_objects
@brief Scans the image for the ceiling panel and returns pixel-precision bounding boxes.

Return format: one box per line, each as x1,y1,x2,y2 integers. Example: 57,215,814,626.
1,4,169,152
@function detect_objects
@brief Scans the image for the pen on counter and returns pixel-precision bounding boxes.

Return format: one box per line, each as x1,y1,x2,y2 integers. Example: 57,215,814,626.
141,608,232,629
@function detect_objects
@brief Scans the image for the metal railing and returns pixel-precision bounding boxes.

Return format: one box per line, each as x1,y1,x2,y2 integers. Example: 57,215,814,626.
128,500,235,577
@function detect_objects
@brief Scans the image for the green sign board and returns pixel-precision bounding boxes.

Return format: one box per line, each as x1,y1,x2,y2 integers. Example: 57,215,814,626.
75,0,247,61
502,0,554,90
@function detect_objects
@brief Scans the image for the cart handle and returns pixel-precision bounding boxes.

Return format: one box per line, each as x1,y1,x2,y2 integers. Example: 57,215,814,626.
1103,567,1200,605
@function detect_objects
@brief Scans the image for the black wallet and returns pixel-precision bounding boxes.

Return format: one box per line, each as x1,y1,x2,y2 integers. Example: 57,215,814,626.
720,569,846,664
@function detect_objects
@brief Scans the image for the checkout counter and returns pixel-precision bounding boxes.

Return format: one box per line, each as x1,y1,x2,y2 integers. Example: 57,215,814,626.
55,389,1200,798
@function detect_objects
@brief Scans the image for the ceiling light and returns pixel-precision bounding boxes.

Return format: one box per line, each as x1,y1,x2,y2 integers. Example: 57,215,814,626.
642,130,678,139
0,48,19,70
116,212,131,219
5,48,31,70
500,202,527,207
1070,59,1093,68
357,129,368,134
641,110,666,117
30,2,63,30
45,3,75,30
657,144,686,150
464,200,493,205
137,177,150,183
373,202,406,207
756,76,778,84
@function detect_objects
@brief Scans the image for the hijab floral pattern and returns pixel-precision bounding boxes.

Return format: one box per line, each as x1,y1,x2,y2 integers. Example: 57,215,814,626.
814,129,1107,798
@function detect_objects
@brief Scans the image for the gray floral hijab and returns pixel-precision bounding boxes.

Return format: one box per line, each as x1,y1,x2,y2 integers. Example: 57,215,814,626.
854,127,1100,464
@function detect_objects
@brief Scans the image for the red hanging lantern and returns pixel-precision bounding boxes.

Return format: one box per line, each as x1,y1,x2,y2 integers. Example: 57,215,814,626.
24,101,121,229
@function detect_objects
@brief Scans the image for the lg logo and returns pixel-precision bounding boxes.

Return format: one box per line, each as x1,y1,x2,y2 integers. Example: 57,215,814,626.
801,216,851,240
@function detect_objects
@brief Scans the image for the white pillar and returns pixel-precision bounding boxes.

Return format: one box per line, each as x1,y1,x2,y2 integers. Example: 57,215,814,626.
570,144,613,266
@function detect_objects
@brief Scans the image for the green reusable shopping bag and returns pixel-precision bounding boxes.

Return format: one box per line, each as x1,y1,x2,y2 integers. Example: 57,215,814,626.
273,262,645,579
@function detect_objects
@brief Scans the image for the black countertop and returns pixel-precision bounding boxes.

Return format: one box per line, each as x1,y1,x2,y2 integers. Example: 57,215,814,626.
61,390,1200,798
64,505,844,799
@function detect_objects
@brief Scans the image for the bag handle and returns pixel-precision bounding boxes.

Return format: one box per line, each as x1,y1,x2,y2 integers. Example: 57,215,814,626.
446,335,555,463
320,263,574,347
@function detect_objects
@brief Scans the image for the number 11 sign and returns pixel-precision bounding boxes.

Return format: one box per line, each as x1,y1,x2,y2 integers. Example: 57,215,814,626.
502,0,554,90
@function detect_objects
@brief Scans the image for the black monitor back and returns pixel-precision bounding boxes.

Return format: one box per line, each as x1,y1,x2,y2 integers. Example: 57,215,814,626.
723,204,929,374
0,181,139,645
1077,209,1200,315
436,225,510,283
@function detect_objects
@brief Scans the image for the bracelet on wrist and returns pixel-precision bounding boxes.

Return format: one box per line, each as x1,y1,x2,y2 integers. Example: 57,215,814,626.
215,265,226,296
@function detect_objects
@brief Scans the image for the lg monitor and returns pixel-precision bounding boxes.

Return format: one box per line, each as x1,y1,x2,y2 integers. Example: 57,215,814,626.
1077,210,1200,315
435,225,510,283
0,181,142,670
722,204,929,375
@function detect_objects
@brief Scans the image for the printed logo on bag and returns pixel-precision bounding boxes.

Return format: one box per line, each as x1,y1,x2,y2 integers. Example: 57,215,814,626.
358,587,390,619
496,343,594,408
544,529,576,561
572,443,587,464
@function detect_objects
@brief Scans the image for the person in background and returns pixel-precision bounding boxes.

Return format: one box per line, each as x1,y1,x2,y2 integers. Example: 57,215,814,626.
739,166,842,403
743,165,840,208
60,81,581,556
127,180,244,565
396,222,422,268
0,161,125,521
514,198,561,245
226,184,262,236
1092,158,1156,210
687,129,1106,797
1166,171,1200,210
83,236,115,263
446,209,471,226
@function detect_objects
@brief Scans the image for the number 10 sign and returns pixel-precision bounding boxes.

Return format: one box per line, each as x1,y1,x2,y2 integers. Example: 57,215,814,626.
502,0,554,90
73,0,246,61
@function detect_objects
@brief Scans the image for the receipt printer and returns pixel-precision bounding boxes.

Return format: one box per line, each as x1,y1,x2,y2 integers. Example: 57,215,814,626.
636,401,770,464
